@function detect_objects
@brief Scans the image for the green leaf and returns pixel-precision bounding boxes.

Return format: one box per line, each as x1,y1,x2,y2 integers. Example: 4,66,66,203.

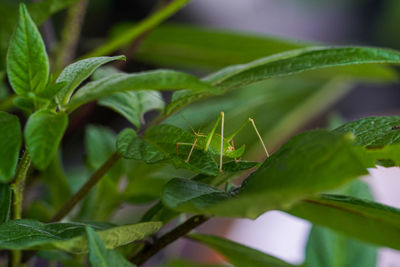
305,181,377,267
25,110,68,170
0,111,22,182
160,259,225,267
65,70,216,112
116,128,166,164
288,194,400,250
333,116,400,146
99,90,164,128
205,46,400,89
6,3,49,95
0,184,11,223
84,0,191,58
161,178,231,213
189,234,294,267
37,81,67,99
13,96,35,112
0,219,161,253
55,56,126,106
86,227,135,267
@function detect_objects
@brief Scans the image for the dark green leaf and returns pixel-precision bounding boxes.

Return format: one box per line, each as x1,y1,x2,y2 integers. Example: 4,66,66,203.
205,46,400,89
333,116,400,146
6,4,49,95
288,194,400,250
189,234,294,267
0,219,162,253
0,111,21,182
25,110,68,170
0,184,11,223
65,70,216,112
13,96,35,112
86,227,135,267
56,56,126,106
99,90,164,128
305,181,377,267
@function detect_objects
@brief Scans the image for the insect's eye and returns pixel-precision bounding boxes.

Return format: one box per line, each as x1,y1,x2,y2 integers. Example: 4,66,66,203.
227,146,235,151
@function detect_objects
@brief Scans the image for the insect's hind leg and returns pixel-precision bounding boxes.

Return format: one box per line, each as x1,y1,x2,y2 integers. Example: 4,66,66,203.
248,118,269,157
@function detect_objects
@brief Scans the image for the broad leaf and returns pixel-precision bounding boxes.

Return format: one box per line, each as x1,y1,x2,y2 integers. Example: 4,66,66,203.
6,4,49,95
56,55,126,106
0,184,11,223
65,70,216,112
0,111,22,182
99,90,164,128
189,234,294,267
288,194,400,250
0,219,162,253
86,227,135,267
25,110,68,170
305,181,377,267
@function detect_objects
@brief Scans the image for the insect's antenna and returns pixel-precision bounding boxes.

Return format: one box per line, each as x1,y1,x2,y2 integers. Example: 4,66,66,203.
220,111,225,173
178,113,196,134
249,118,269,157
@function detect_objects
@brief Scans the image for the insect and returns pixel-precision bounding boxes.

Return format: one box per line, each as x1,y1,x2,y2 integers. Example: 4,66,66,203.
176,111,269,173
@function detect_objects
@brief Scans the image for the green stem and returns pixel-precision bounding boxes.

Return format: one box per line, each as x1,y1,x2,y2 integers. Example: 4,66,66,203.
82,0,191,58
50,152,121,222
10,150,31,267
131,215,209,266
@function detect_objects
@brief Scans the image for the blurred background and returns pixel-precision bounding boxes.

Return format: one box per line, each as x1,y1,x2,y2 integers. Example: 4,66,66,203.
2,0,400,266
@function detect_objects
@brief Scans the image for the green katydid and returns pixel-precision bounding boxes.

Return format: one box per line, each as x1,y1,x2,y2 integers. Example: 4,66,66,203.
176,112,269,173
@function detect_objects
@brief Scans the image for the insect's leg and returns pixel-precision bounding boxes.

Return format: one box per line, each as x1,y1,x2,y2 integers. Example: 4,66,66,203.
249,118,269,157
176,142,193,156
204,112,223,152
230,139,240,162
185,138,198,163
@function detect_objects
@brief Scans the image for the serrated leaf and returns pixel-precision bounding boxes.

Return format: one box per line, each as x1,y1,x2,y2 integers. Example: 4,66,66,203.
6,4,49,95
99,90,164,128
0,219,161,253
305,181,377,267
333,116,400,146
25,110,68,170
65,70,215,112
0,111,21,182
0,184,11,223
86,227,135,267
189,234,294,267
288,194,400,250
56,56,126,106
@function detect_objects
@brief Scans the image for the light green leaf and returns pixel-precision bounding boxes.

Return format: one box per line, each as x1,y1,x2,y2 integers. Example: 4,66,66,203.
84,0,191,58
0,184,11,223
0,219,161,254
205,46,400,89
0,111,22,182
189,234,294,267
65,70,216,112
25,110,68,170
333,116,400,146
56,55,126,106
288,194,400,250
6,3,49,95
86,227,135,267
99,90,164,128
305,181,377,267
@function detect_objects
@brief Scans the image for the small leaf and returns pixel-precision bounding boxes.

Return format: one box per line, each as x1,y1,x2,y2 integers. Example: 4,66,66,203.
0,219,162,253
56,56,126,106
0,184,11,223
189,234,294,267
37,81,67,99
0,111,22,182
86,226,135,267
116,128,165,164
25,110,68,170
6,3,49,95
288,194,400,250
99,90,164,128
13,96,35,112
65,70,215,112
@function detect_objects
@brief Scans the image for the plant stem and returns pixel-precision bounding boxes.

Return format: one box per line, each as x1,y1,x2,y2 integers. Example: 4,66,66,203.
54,0,88,71
131,215,209,266
10,150,31,267
50,152,121,222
